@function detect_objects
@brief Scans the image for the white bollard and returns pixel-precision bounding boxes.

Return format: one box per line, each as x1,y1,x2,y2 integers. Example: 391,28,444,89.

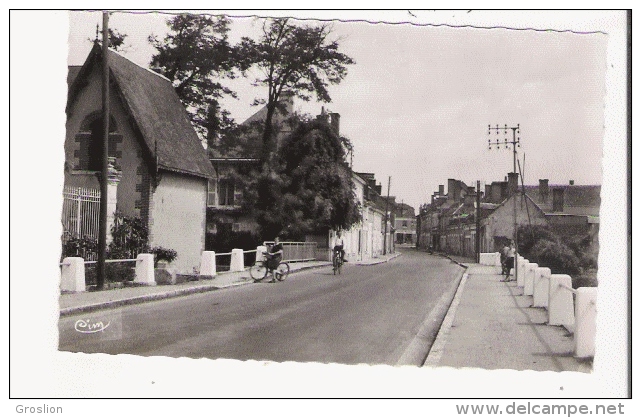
549,274,575,329
230,248,245,272
575,287,598,358
199,251,217,277
60,257,86,292
256,246,267,264
135,253,156,285
533,267,551,308
524,263,538,296
516,258,528,287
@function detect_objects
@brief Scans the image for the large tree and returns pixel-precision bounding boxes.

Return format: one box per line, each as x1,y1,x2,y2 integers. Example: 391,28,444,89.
255,119,361,239
240,18,355,164
149,14,246,145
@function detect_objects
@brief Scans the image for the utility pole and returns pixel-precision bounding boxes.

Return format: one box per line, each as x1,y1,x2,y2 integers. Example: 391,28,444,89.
476,180,481,263
97,11,110,290
383,176,391,255
488,124,521,280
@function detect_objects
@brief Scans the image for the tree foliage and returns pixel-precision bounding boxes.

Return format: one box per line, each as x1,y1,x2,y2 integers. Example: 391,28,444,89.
239,18,355,161
89,27,128,52
254,119,360,239
149,14,247,145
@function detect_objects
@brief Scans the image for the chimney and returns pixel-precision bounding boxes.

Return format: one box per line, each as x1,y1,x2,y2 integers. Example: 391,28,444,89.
485,184,491,201
539,179,549,202
508,172,518,196
552,188,565,212
448,179,457,202
491,182,502,203
316,106,329,123
439,184,445,196
569,180,575,185
375,184,382,195
329,112,340,135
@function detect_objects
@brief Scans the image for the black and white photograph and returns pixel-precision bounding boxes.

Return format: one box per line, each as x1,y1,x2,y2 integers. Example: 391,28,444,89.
10,8,629,410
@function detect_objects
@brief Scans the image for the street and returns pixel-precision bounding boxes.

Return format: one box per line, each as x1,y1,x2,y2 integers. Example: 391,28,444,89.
59,249,464,365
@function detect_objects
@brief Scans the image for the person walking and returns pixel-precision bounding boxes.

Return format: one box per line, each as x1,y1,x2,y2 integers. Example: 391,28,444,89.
500,243,509,275
502,241,516,282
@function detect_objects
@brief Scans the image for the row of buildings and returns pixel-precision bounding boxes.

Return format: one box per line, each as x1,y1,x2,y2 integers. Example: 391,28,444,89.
63,44,412,274
416,173,601,260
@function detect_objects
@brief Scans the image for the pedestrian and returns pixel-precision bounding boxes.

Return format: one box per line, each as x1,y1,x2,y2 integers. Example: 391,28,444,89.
500,242,509,275
501,241,516,282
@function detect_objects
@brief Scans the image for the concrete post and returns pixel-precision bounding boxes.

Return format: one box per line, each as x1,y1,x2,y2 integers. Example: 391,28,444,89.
60,257,86,292
230,248,245,272
256,246,267,263
106,158,121,245
516,258,528,287
524,262,538,296
135,253,156,285
479,252,498,266
199,251,217,277
575,287,598,358
533,267,551,308
549,274,575,329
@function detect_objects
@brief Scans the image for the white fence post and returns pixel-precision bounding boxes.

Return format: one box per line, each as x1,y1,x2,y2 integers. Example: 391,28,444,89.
549,274,575,329
256,246,267,264
516,257,528,287
199,251,217,277
230,248,244,272
135,253,156,285
60,257,86,292
533,267,551,308
524,262,538,296
575,287,598,358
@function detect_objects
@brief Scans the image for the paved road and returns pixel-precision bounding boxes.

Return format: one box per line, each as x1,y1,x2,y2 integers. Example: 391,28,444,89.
59,249,464,365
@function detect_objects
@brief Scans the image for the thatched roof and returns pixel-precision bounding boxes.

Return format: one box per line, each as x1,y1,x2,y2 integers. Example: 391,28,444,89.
67,44,215,179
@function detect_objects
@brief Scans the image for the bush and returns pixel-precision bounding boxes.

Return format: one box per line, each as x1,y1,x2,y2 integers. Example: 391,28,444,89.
85,262,136,285
61,235,97,260
151,246,178,266
108,214,150,259
518,225,558,256
529,239,581,275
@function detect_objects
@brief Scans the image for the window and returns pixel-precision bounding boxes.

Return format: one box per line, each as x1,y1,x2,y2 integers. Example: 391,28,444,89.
75,114,119,171
218,179,235,206
207,179,217,207
402,220,408,227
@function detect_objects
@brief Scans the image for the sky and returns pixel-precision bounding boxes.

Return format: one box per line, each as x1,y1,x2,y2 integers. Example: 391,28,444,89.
8,9,630,404
65,10,614,212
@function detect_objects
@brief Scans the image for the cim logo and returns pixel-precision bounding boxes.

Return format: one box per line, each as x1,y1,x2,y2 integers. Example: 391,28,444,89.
74,318,111,333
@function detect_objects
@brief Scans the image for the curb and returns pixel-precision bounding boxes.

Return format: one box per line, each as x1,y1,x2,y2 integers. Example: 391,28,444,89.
355,253,402,266
59,262,332,317
423,269,470,367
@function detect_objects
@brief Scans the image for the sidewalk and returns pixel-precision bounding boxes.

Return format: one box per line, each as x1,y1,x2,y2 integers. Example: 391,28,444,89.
59,252,402,317
354,252,401,266
424,262,592,372
59,260,331,317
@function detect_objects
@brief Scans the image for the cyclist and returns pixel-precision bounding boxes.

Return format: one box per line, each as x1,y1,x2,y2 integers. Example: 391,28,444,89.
333,231,347,263
266,236,284,282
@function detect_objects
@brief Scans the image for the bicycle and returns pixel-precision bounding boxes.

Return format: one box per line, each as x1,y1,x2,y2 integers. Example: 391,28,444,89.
250,253,290,282
332,249,343,275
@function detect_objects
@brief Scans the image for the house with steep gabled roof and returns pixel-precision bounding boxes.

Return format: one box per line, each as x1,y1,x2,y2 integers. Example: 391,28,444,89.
64,43,215,274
